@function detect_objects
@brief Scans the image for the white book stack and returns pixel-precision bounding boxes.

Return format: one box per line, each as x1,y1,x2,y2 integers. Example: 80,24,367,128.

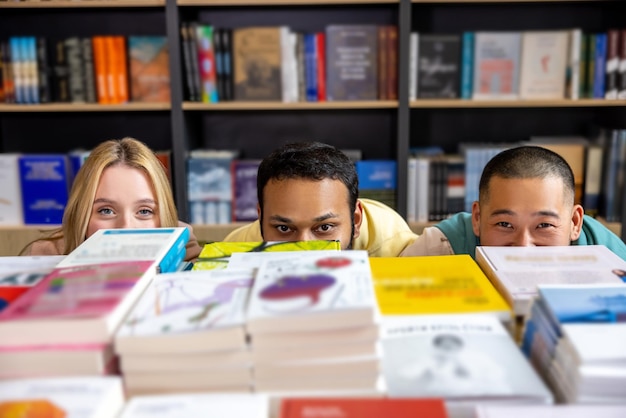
114,269,255,397
476,404,626,418
241,250,382,395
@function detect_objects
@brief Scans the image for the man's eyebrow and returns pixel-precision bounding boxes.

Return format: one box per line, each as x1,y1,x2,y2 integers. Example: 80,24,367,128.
489,209,560,218
268,213,339,223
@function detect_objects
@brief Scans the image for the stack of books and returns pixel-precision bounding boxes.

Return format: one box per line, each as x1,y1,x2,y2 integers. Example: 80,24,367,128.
0,227,189,379
523,283,626,404
476,245,626,317
244,250,382,394
114,269,255,396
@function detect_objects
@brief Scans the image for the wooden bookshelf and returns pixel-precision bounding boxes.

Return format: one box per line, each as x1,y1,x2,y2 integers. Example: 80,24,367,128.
0,0,165,8
409,99,626,108
178,0,398,5
0,103,171,113
183,101,399,111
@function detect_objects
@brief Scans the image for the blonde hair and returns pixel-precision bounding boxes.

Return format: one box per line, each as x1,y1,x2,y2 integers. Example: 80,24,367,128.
23,137,178,255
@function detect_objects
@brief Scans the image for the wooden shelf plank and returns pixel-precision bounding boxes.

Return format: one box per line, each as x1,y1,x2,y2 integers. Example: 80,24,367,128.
412,0,597,3
410,99,626,108
178,0,397,5
0,103,171,112
183,101,398,110
0,0,165,8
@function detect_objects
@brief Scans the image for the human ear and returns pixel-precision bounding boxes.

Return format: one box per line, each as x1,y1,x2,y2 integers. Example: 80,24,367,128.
471,201,481,237
570,204,584,241
353,200,363,239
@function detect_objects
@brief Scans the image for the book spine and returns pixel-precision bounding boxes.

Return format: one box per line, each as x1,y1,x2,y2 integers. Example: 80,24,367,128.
221,28,233,101
618,29,626,100
24,37,39,104
114,36,129,104
296,33,306,102
65,37,86,103
578,33,589,99
566,29,581,100
81,37,97,103
157,227,190,274
188,22,203,103
1,41,15,103
213,27,225,102
592,33,606,99
409,32,418,101
387,25,398,101
104,36,118,104
196,24,218,103
604,29,619,99
460,31,474,100
36,37,50,103
180,22,197,101
92,36,109,104
378,25,388,100
316,32,326,102
583,144,603,217
304,33,318,102
10,37,24,104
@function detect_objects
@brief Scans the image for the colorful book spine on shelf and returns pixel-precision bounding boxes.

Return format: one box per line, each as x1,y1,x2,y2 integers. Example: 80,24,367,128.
304,33,318,102
195,24,219,103
593,33,607,99
460,31,474,99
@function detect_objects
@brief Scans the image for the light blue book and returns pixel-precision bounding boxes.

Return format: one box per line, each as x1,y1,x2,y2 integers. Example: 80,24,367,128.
539,284,626,324
460,32,474,99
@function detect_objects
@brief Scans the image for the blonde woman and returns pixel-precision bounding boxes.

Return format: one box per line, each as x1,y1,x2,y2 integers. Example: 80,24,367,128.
22,137,201,261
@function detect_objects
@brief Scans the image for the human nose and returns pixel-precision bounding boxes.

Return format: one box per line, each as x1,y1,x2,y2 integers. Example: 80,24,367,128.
293,230,315,242
117,213,136,229
513,230,534,246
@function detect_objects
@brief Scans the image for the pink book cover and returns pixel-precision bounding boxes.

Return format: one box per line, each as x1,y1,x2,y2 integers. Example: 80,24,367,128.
0,260,154,321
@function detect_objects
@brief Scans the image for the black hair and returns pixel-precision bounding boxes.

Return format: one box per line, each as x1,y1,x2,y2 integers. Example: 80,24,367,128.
479,146,576,204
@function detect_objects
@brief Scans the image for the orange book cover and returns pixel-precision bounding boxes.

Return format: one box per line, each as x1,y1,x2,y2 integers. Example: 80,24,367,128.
114,36,129,103
280,398,448,418
103,36,119,103
92,36,110,104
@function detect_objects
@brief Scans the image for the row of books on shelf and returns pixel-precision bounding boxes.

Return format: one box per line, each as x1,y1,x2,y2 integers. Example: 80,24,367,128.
187,149,396,225
411,29,626,101
1,231,626,415
0,149,171,225
408,131,626,224
0,35,170,105
180,23,398,103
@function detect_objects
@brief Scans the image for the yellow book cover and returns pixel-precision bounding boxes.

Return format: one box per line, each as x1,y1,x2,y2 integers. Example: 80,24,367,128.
370,255,512,323
193,240,341,271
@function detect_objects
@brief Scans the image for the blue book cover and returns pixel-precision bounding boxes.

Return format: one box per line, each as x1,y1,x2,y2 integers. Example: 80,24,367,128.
356,160,397,190
187,152,235,224
304,33,318,102
539,284,626,324
460,32,474,99
593,33,607,98
19,154,70,224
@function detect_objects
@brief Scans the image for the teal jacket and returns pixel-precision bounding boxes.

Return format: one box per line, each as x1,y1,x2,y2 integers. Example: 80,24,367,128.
435,212,626,261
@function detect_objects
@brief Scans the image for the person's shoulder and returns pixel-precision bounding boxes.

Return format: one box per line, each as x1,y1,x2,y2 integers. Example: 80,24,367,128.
24,238,64,256
224,220,263,242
